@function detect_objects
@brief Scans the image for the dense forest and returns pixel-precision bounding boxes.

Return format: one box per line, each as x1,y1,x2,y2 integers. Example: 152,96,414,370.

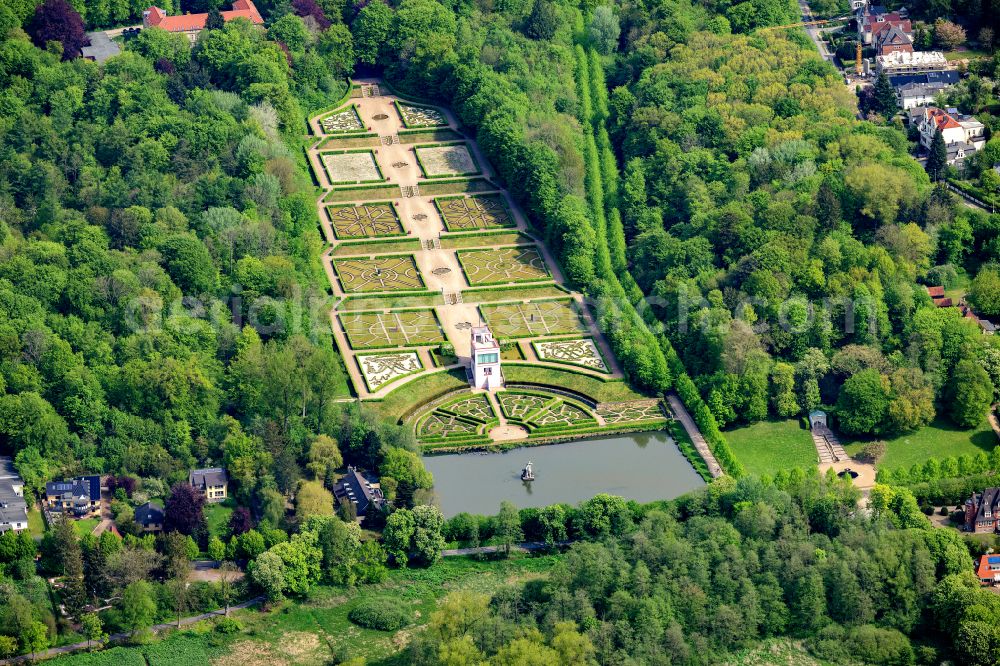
2,0,1000,661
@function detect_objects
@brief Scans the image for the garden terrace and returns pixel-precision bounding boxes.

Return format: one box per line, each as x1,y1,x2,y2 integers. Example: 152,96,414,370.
326,202,404,239
414,143,480,178
479,300,587,338
339,309,446,349
321,150,385,185
435,194,514,231
332,255,424,293
457,247,551,286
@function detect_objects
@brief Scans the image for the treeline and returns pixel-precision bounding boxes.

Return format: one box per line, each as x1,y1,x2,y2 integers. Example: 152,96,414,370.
406,471,999,665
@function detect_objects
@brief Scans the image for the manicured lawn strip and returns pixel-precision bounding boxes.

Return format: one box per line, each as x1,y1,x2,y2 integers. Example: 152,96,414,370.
841,417,997,470
667,420,712,481
398,128,462,143
73,518,99,537
372,368,470,422
439,231,529,249
331,238,423,256
338,292,444,310
462,284,569,303
51,556,560,666
417,177,495,196
27,507,45,537
503,365,647,403
204,500,234,539
725,419,817,477
325,183,399,203
318,135,381,149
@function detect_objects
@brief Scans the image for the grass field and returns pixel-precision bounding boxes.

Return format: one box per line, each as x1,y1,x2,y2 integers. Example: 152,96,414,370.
373,368,469,421
725,419,817,477
50,555,560,666
205,500,234,539
27,507,45,537
439,231,528,250
73,518,99,537
502,365,647,403
842,417,997,470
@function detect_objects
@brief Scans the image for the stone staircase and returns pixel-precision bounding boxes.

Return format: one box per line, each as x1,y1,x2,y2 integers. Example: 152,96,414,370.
382,134,399,145
400,184,420,198
424,238,441,250
363,83,381,97
812,425,848,463
444,291,463,305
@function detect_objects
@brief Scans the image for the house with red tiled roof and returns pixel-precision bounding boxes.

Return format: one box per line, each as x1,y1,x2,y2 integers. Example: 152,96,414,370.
858,6,912,48
976,554,1000,586
913,107,986,165
143,0,263,41
873,23,913,56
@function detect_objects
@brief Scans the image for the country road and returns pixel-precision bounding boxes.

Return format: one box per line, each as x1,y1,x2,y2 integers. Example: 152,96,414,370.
0,597,263,665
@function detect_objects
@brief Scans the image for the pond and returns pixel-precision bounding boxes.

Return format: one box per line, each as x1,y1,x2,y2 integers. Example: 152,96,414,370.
424,431,706,517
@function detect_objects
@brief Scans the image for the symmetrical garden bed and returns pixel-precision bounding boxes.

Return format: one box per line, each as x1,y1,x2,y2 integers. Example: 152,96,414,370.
415,394,498,445
319,106,364,133
357,351,422,391
327,202,404,238
333,255,424,293
414,143,480,178
435,195,513,231
479,299,586,338
457,246,551,286
533,337,609,373
322,150,384,184
339,309,445,348
395,101,448,128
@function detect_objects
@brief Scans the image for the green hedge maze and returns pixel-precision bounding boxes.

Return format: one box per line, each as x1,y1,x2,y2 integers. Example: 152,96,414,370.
334,255,424,293
327,203,404,239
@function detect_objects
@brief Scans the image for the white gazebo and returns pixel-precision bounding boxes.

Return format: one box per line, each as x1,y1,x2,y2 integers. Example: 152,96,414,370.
809,410,828,430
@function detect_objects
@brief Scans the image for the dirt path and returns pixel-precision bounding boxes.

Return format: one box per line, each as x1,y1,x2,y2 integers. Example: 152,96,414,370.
665,393,723,478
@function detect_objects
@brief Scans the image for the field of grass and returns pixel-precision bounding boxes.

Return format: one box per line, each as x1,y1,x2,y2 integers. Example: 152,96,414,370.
50,555,560,666
205,500,234,539
725,419,817,477
502,365,647,402
27,507,45,537
842,417,997,470
372,368,469,422
73,518,99,537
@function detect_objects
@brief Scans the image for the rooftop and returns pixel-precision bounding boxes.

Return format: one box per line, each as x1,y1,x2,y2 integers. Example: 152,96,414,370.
877,51,948,67
80,32,121,63
190,467,228,487
144,0,263,32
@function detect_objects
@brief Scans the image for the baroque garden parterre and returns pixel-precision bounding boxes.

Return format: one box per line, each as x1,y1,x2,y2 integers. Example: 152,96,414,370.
306,82,668,448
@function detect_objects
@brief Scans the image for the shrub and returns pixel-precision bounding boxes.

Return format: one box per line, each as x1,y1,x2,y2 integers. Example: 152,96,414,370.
939,506,949,516
347,597,410,631
215,617,242,634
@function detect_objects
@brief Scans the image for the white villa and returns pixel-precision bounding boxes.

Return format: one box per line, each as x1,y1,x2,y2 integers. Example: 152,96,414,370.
470,325,503,390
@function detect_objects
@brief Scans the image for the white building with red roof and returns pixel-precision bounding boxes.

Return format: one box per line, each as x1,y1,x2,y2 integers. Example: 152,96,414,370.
143,0,263,41
914,107,985,162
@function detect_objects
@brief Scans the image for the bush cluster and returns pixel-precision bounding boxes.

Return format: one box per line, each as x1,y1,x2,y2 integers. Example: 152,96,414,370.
348,597,411,631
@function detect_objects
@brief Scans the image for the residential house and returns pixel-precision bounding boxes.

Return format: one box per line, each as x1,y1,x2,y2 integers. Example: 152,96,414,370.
858,5,913,48
976,554,1000,586
189,467,228,502
876,50,950,76
960,304,996,334
873,24,913,56
0,457,27,533
142,0,263,42
912,106,986,165
890,71,960,109
45,475,101,518
135,501,165,532
965,488,1000,533
333,467,386,517
926,285,953,307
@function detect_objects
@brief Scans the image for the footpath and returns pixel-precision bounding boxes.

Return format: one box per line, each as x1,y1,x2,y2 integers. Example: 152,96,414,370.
665,393,724,479
0,597,263,665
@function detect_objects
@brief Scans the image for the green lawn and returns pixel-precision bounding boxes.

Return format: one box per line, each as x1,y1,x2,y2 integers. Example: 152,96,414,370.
205,500,234,539
73,518,99,537
842,417,997,470
49,554,560,666
725,419,817,477
27,507,45,538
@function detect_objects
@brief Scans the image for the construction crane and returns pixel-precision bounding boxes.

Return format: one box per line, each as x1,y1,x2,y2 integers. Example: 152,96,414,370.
755,16,850,31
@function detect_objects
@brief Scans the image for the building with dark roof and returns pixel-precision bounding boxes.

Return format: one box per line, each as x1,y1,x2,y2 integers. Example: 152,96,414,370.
80,32,121,63
189,467,228,502
45,475,101,518
0,457,27,533
333,467,386,517
135,501,165,532
965,488,1000,533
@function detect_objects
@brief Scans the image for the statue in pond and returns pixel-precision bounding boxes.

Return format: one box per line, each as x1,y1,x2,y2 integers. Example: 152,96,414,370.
521,461,534,481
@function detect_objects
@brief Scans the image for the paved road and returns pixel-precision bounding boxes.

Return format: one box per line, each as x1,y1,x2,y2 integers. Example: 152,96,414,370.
799,0,834,61
666,393,723,478
0,597,263,665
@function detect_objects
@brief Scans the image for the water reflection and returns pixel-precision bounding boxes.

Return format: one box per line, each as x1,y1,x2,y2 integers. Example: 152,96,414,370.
424,431,706,517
